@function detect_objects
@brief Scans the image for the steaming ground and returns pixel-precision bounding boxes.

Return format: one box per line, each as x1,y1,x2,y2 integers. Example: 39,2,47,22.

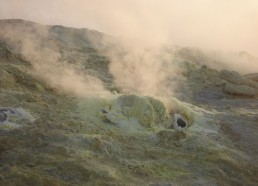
0,19,258,185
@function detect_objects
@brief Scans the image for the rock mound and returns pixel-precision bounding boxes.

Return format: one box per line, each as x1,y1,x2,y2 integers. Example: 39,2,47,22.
99,94,169,128
224,83,257,97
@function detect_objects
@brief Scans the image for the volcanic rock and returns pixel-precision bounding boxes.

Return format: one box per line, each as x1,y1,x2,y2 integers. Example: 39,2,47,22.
224,83,257,96
220,70,257,88
244,73,258,82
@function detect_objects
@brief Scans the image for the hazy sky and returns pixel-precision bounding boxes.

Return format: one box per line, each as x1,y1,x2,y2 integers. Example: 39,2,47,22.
1,0,258,55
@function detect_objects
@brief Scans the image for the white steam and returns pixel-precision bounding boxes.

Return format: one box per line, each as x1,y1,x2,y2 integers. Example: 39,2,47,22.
0,22,110,97
105,41,177,96
1,0,258,56
0,0,258,97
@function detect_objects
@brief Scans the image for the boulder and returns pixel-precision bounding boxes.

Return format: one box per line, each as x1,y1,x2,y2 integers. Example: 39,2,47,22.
219,70,242,84
224,83,257,96
220,70,257,88
243,73,258,82
204,68,226,86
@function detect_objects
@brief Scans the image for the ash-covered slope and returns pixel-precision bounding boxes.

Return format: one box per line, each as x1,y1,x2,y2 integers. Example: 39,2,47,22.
0,19,258,185
0,19,114,85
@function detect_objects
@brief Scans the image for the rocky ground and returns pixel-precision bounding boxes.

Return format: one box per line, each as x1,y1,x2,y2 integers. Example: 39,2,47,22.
0,19,258,186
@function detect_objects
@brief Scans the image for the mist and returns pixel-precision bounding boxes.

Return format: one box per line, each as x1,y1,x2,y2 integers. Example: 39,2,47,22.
1,0,258,97
0,21,110,97
1,0,257,55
